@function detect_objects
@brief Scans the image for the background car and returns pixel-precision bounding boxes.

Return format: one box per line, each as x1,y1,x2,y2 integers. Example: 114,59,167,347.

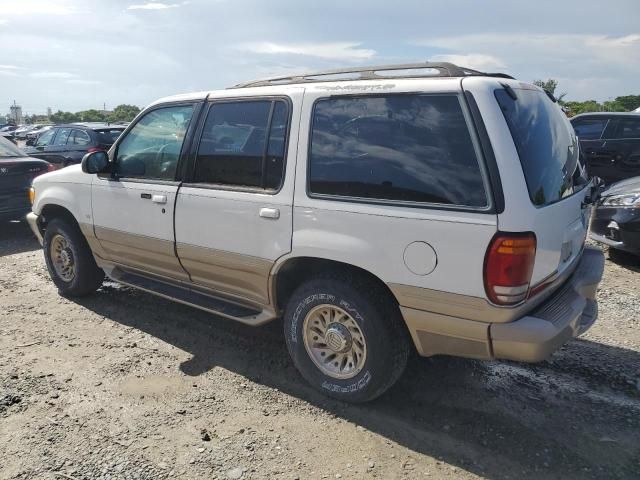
24,123,125,168
13,125,39,140
590,176,640,258
25,125,53,146
0,136,53,221
571,112,640,184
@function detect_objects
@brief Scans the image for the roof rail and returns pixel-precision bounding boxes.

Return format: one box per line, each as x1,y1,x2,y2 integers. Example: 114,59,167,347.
229,62,514,89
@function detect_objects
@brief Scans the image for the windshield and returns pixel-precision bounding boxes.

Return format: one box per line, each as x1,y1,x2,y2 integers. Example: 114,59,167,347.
0,136,25,157
495,87,587,206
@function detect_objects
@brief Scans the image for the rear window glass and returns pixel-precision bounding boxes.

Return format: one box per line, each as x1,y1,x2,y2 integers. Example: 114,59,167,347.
616,118,640,139
572,118,608,140
495,88,587,206
96,129,124,144
309,94,488,207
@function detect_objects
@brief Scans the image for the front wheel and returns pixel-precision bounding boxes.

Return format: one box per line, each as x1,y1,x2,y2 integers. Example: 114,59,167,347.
284,272,411,402
43,218,104,296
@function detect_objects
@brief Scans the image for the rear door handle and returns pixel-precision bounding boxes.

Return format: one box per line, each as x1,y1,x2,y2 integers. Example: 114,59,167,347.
259,207,280,219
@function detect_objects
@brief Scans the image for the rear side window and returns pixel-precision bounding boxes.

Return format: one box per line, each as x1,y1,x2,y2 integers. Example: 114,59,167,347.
70,129,91,146
96,129,124,144
615,118,640,139
495,88,586,206
308,94,488,207
572,118,608,140
193,100,289,190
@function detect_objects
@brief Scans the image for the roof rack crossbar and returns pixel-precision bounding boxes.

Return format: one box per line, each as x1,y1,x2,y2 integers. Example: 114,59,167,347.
229,61,511,89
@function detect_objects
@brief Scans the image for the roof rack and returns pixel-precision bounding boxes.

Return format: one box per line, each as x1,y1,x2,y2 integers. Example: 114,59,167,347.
229,61,514,89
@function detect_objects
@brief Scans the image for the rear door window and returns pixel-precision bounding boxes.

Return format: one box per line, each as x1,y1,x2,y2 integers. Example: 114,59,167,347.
308,94,488,207
572,118,608,140
53,128,72,146
495,88,587,206
193,99,289,190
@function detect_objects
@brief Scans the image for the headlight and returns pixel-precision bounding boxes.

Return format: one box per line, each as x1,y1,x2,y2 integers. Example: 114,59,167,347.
600,193,640,208
28,186,35,205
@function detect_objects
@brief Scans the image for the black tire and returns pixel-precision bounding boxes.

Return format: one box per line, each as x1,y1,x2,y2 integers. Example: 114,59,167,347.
43,218,104,296
284,271,411,403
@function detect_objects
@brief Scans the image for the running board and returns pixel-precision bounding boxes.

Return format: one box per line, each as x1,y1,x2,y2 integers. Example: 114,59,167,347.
106,267,275,326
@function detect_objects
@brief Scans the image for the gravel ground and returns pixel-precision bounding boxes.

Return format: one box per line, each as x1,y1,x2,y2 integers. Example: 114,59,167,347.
1,219,639,480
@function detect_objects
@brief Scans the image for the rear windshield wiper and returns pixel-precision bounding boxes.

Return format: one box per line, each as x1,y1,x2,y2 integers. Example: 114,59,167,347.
500,82,518,101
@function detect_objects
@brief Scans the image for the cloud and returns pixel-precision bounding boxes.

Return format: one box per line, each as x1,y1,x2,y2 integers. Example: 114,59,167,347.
0,64,22,76
417,33,640,69
240,42,376,61
65,79,102,86
29,71,78,79
430,54,506,71
0,0,75,15
127,2,183,10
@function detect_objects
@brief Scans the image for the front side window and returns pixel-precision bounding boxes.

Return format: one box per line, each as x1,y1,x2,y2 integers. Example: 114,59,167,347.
35,129,56,146
572,118,608,140
496,88,586,207
193,100,289,190
115,104,194,180
309,94,488,207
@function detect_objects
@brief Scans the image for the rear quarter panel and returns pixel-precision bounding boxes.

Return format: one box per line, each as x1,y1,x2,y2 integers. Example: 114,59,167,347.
462,77,590,284
289,79,498,299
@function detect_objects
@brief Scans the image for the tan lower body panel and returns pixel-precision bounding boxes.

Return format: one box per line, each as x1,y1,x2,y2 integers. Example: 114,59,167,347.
401,306,492,359
92,226,189,281
176,243,273,305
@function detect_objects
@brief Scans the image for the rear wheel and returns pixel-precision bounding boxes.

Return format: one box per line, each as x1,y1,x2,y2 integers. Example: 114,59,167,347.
43,218,104,296
284,271,410,402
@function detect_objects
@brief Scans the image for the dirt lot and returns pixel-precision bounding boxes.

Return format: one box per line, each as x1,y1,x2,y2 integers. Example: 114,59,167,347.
1,220,639,480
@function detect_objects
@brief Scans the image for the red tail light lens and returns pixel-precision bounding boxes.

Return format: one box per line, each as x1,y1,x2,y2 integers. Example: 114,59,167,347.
484,232,537,306
87,147,103,153
47,163,56,172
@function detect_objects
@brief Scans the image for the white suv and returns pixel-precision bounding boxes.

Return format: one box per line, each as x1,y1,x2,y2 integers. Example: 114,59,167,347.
27,63,605,402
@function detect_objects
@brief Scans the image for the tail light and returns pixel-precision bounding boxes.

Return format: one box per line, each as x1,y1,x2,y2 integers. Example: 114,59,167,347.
87,147,104,153
46,163,56,172
484,232,537,306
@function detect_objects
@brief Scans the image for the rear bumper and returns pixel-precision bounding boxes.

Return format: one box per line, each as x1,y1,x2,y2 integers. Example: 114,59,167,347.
401,246,605,363
26,212,43,245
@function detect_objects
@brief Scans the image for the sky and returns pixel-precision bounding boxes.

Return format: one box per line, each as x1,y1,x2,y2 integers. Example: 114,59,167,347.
0,0,638,115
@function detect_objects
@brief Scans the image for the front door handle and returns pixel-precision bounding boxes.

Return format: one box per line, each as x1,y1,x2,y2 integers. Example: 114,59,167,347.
259,207,280,219
151,194,167,204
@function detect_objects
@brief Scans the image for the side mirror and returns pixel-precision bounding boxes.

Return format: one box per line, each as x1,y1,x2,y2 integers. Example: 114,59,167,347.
81,150,109,174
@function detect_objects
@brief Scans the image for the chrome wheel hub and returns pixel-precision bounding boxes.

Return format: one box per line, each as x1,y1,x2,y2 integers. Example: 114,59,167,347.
50,234,75,282
324,323,352,353
302,304,367,380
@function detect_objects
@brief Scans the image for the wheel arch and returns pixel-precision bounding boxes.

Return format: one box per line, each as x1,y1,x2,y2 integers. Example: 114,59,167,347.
39,203,81,233
270,256,401,313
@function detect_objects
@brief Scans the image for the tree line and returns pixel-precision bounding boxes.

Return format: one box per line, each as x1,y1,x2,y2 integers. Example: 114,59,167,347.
21,104,141,125
533,79,640,116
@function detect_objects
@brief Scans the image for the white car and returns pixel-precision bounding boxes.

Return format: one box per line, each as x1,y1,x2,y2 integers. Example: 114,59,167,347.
27,62,604,402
